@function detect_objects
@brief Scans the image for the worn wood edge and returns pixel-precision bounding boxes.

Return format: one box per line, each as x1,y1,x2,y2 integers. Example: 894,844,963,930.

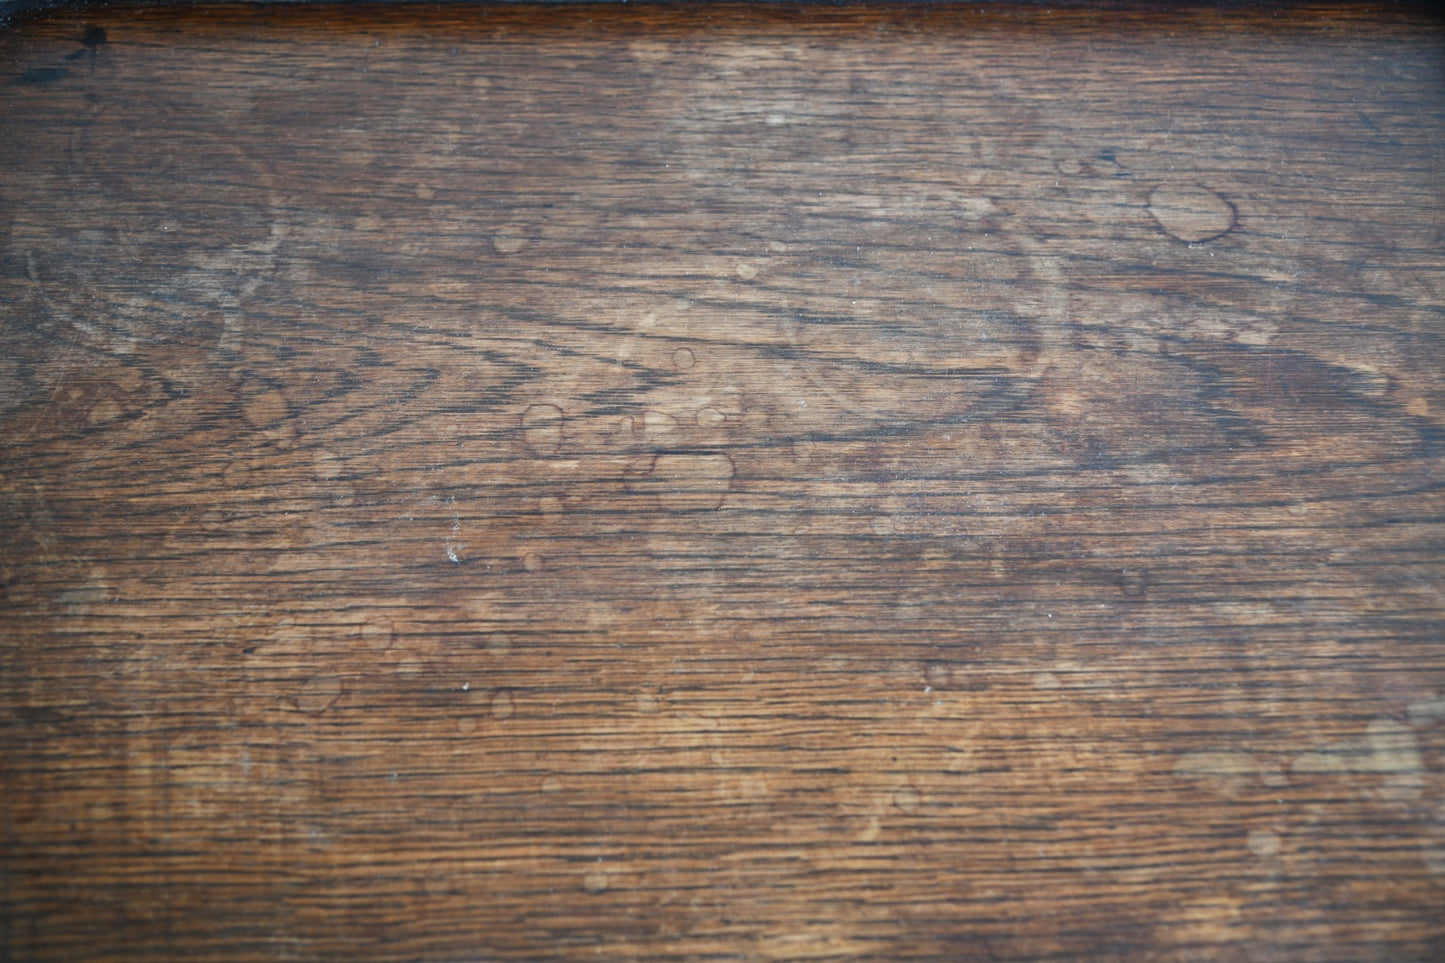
4,0,1442,40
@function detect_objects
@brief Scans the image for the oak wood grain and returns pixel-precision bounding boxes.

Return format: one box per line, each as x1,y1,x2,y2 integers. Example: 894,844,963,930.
2,3,1443,960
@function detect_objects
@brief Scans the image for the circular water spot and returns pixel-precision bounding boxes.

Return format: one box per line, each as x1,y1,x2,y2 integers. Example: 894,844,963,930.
672,347,696,369
893,785,922,814
1119,570,1147,598
636,409,678,438
485,633,512,654
1423,801,1445,876
623,452,736,511
88,400,123,424
697,407,727,428
242,389,289,429
492,232,528,254
736,262,759,280
783,252,1062,425
296,674,342,713
1246,829,1281,858
923,662,951,689
521,403,564,456
491,689,514,720
359,617,394,651
582,867,609,893
22,127,285,367
1148,183,1236,243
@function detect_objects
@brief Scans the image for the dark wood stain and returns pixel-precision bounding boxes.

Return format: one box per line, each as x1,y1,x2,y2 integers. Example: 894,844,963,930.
1,2,1443,959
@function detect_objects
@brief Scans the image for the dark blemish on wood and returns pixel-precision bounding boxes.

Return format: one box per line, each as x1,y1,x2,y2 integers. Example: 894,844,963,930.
65,25,108,61
19,66,69,85
1120,570,1148,599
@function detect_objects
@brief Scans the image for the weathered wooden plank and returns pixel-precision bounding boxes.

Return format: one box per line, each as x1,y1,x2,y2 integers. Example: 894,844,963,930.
1,3,1442,960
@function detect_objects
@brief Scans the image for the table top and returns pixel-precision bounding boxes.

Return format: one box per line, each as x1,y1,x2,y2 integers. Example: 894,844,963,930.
2,2,1443,959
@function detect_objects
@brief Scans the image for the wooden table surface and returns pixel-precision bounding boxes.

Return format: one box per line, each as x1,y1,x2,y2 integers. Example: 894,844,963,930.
2,2,1443,959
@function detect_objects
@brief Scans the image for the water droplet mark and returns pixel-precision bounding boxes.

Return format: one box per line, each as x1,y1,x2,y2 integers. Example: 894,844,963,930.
492,230,528,254
1292,717,1422,777
624,452,736,511
88,400,123,424
782,253,1063,424
1246,829,1281,859
1119,570,1147,599
893,785,922,814
696,407,727,428
923,662,952,690
243,388,290,429
359,617,395,651
296,674,342,713
582,866,610,893
1147,183,1236,243
446,500,463,564
490,689,514,720
633,409,678,440
672,347,696,369
521,403,564,456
